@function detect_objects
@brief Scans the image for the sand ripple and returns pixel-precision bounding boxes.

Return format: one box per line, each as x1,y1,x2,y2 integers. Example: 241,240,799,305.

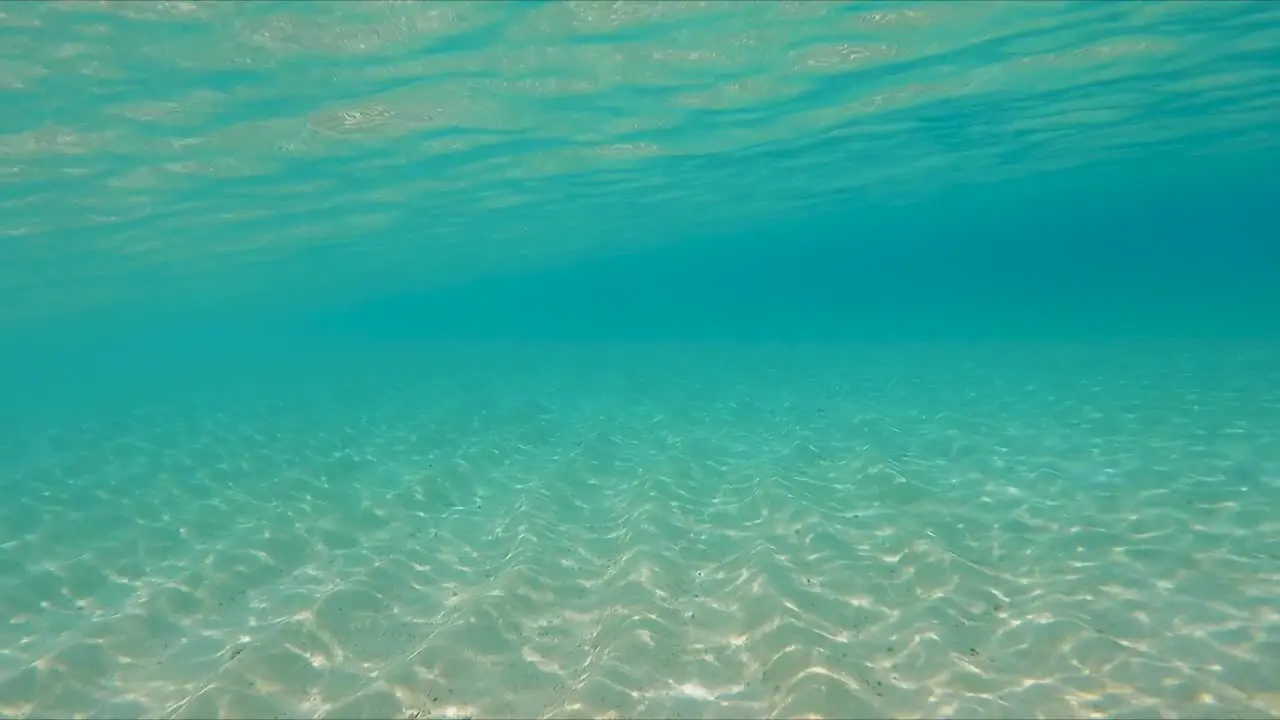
1,341,1277,719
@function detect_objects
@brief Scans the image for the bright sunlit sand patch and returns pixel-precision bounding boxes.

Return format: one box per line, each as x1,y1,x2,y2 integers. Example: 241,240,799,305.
0,340,1278,719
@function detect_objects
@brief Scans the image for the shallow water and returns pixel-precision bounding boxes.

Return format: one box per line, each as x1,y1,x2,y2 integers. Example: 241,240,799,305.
2,2,1279,719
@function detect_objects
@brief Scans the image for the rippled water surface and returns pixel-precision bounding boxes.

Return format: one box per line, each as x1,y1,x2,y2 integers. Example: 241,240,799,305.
2,0,1278,324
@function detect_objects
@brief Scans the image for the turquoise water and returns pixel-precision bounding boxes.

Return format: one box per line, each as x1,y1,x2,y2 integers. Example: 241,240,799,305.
2,2,1280,718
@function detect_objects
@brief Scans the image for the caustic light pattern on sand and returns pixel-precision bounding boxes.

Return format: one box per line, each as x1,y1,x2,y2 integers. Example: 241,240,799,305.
1,343,1278,718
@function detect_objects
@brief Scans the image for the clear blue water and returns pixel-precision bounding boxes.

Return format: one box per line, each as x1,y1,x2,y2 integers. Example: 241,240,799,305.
1,3,1279,719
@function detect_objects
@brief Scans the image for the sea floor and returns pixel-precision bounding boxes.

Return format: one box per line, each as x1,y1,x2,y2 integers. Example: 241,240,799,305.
0,339,1277,720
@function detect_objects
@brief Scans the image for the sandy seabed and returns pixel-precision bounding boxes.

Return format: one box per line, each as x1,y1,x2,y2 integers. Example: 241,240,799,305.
1,340,1277,719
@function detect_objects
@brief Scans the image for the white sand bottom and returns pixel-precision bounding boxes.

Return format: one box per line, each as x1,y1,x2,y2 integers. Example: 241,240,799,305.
0,340,1277,719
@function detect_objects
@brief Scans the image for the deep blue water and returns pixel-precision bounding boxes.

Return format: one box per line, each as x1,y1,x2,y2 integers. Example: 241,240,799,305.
4,148,1277,422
